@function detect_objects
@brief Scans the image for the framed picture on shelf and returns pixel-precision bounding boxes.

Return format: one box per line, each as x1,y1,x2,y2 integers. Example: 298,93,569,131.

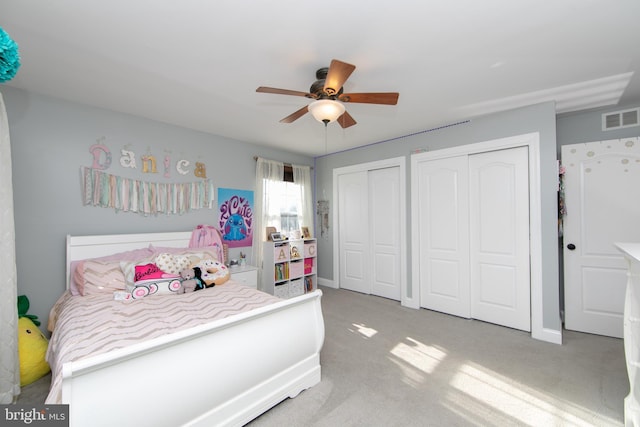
266,227,277,240
270,232,284,242
301,226,311,239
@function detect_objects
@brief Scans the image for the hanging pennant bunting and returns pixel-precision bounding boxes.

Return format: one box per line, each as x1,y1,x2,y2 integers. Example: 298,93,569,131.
81,167,215,216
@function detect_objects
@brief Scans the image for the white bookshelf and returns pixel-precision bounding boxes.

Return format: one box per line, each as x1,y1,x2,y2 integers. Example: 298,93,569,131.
261,238,317,298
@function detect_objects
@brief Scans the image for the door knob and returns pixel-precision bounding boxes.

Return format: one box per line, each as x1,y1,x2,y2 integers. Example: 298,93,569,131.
567,243,576,250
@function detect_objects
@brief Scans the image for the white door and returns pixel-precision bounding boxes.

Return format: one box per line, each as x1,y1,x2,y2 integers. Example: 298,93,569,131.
469,147,531,331
417,155,471,317
370,167,402,300
337,166,403,300
338,171,369,294
416,147,531,331
562,137,640,338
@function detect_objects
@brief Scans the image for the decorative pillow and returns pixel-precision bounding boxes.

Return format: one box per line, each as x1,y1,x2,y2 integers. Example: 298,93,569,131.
68,261,82,296
120,256,157,288
134,262,180,283
121,255,196,289
149,245,223,263
193,258,230,286
127,277,182,299
118,261,182,299
155,253,191,275
74,259,126,296
71,247,154,296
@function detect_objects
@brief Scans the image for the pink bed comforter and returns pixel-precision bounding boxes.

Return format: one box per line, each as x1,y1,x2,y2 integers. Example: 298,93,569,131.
45,282,281,403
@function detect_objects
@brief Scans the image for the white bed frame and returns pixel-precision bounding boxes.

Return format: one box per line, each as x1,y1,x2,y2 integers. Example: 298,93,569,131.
62,231,325,427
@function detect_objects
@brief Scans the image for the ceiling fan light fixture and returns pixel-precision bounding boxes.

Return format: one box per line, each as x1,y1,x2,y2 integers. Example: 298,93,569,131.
308,99,345,124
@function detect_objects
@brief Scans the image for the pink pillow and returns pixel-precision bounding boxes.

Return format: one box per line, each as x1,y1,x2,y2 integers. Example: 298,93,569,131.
70,248,154,296
149,245,223,262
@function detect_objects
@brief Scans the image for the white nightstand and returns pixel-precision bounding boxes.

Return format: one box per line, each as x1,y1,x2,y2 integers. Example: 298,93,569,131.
230,265,259,289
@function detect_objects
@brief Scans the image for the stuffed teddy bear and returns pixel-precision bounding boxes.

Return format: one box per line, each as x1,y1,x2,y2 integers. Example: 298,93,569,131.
17,295,50,386
178,267,205,293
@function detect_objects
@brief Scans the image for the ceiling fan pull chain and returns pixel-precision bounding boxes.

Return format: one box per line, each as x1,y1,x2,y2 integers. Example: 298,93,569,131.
324,125,328,155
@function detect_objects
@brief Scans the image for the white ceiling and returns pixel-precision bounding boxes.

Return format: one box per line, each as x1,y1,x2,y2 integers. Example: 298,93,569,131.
2,1,640,157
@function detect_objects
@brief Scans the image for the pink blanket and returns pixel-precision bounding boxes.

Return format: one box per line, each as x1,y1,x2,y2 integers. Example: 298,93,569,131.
46,282,281,403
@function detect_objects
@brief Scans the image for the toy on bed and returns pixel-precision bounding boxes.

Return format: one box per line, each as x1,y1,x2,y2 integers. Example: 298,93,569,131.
178,267,205,293
129,260,182,299
17,295,51,386
129,253,229,297
128,252,224,298
193,258,230,286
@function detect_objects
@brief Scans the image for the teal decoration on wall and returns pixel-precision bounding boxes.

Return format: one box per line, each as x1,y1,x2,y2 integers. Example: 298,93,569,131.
0,27,21,83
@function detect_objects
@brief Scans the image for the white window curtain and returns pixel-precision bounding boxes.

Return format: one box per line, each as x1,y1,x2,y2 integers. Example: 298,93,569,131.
292,164,314,237
252,158,284,284
0,92,20,403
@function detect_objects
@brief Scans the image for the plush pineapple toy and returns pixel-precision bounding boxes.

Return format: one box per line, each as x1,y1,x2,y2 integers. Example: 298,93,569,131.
17,295,50,386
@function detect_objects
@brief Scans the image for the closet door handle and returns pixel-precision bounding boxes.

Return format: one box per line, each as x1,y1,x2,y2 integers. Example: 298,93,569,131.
567,243,576,250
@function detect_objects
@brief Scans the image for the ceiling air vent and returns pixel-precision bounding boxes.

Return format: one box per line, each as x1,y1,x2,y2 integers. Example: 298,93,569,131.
602,108,639,131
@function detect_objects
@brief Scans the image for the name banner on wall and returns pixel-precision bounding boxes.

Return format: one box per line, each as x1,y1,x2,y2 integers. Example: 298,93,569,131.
81,167,215,216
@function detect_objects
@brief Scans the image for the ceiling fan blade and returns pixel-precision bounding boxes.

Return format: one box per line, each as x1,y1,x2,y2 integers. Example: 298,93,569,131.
338,92,399,105
280,106,309,123
257,86,315,98
337,111,357,129
324,59,356,96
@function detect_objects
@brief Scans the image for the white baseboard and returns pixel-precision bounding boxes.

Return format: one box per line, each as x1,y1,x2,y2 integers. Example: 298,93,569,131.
318,277,337,289
532,327,563,345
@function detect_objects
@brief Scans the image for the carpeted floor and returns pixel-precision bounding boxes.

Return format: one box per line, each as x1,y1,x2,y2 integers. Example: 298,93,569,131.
248,286,627,426
18,286,628,426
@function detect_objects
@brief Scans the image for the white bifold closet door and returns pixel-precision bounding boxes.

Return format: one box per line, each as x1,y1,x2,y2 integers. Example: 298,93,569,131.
338,170,370,295
338,166,402,301
417,146,531,331
417,155,471,317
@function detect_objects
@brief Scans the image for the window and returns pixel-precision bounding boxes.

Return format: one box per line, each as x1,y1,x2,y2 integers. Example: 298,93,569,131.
265,179,304,236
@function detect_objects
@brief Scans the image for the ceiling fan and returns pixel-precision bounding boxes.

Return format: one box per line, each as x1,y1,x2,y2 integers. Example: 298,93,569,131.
256,59,399,128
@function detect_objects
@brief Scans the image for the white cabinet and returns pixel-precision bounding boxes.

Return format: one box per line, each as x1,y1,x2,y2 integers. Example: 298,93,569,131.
261,239,317,298
230,265,258,289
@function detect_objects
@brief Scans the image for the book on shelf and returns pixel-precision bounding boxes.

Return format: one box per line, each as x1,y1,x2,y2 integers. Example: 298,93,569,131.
304,257,314,275
304,276,314,292
274,263,289,281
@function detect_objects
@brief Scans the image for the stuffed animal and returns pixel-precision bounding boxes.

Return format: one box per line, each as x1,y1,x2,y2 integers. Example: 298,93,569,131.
178,267,205,293
17,295,50,386
194,258,230,287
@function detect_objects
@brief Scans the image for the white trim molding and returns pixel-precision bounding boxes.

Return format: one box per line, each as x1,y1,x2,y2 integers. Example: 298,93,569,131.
317,277,337,289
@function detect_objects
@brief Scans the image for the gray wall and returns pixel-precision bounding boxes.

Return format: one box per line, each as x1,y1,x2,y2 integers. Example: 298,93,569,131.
557,102,640,149
2,86,313,329
315,101,562,332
